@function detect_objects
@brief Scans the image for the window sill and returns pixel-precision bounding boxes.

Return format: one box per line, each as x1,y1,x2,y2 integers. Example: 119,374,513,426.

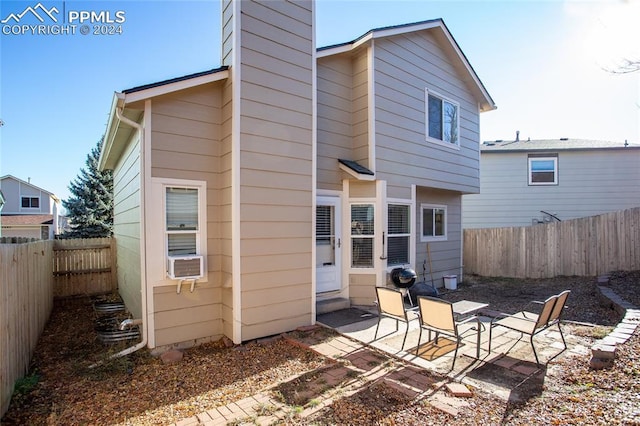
155,274,209,287
425,137,461,151
420,236,448,243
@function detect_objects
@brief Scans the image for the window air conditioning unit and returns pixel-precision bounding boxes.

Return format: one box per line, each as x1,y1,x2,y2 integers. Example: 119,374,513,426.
167,255,204,280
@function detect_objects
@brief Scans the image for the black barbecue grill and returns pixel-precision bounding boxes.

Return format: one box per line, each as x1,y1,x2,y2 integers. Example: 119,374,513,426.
390,267,417,305
390,266,440,306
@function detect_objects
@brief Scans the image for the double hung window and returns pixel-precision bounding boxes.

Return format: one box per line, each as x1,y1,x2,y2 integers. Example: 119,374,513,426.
426,90,459,147
528,156,558,185
421,204,447,242
387,204,410,266
165,186,200,256
351,204,374,268
21,196,39,208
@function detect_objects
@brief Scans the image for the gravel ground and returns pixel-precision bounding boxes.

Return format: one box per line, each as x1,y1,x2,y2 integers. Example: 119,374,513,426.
1,273,638,425
439,274,624,327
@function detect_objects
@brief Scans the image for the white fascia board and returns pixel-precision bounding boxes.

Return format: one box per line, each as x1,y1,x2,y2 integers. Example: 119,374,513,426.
316,45,351,58
438,27,496,112
1,175,55,197
316,21,441,58
317,20,495,112
371,20,441,40
99,92,126,171
317,33,373,58
123,69,229,104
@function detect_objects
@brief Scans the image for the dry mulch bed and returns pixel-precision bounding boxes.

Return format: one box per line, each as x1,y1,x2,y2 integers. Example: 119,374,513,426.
1,298,329,425
2,273,638,425
439,274,623,327
607,270,640,307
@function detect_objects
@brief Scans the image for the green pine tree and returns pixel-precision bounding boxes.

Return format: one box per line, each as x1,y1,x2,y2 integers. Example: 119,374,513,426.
62,137,113,238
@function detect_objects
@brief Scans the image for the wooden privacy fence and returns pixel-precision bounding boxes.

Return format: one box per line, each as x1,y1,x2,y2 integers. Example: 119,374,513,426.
0,240,54,417
53,237,117,298
464,207,640,278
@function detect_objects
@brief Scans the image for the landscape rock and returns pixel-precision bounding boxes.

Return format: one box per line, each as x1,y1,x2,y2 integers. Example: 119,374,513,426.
160,349,184,364
589,357,614,370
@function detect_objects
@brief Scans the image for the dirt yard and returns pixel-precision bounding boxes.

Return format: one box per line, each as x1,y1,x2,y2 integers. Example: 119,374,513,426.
1,273,638,425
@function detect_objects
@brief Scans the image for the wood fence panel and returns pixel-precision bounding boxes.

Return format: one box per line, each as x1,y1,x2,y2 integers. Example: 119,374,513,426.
53,238,116,297
0,240,54,417
464,207,640,278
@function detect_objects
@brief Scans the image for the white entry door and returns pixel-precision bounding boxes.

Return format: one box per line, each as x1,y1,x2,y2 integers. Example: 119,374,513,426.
316,196,342,293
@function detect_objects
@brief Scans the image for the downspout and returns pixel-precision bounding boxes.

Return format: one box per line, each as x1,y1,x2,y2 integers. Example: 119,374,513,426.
110,106,148,358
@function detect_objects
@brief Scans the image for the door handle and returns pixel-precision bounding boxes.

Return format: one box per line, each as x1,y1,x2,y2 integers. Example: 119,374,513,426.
337,238,341,248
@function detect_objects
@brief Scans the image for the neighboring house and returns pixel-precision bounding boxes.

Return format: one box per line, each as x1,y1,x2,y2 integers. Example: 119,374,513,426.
0,175,63,239
98,0,495,349
463,138,640,229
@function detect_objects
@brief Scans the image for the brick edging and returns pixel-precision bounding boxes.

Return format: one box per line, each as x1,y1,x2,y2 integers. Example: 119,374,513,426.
590,275,639,369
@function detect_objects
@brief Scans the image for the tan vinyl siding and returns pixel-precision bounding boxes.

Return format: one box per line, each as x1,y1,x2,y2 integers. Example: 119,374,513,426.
112,133,142,318
463,149,640,229
349,274,376,305
148,82,224,344
373,31,481,194
241,268,312,292
317,55,352,190
150,84,222,180
1,228,41,239
416,187,462,287
237,0,313,341
387,185,412,200
220,78,234,339
153,285,223,347
349,181,376,198
351,50,370,166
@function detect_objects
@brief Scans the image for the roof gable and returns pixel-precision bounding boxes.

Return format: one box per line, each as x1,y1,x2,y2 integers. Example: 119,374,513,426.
121,66,229,103
0,175,57,199
100,67,229,171
317,19,495,112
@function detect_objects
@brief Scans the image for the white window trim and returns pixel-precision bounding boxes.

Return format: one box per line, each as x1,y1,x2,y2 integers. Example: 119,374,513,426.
386,202,412,267
420,203,448,242
425,88,461,150
21,196,40,209
160,178,208,280
528,156,558,185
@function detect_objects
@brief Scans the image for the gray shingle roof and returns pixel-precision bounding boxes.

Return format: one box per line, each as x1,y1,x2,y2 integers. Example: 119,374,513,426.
123,67,229,94
481,138,640,152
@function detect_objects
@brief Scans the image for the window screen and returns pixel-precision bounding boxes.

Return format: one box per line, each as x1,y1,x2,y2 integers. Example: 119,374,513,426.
388,204,410,265
422,205,446,240
427,91,459,145
529,157,558,185
351,204,374,268
166,187,198,256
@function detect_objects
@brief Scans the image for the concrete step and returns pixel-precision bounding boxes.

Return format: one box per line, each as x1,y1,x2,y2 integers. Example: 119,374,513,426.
316,297,350,314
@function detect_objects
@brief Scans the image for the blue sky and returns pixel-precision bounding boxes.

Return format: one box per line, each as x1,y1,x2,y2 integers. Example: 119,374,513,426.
1,0,638,204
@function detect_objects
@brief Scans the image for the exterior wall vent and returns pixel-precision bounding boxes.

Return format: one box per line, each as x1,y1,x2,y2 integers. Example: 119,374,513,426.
167,256,203,279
